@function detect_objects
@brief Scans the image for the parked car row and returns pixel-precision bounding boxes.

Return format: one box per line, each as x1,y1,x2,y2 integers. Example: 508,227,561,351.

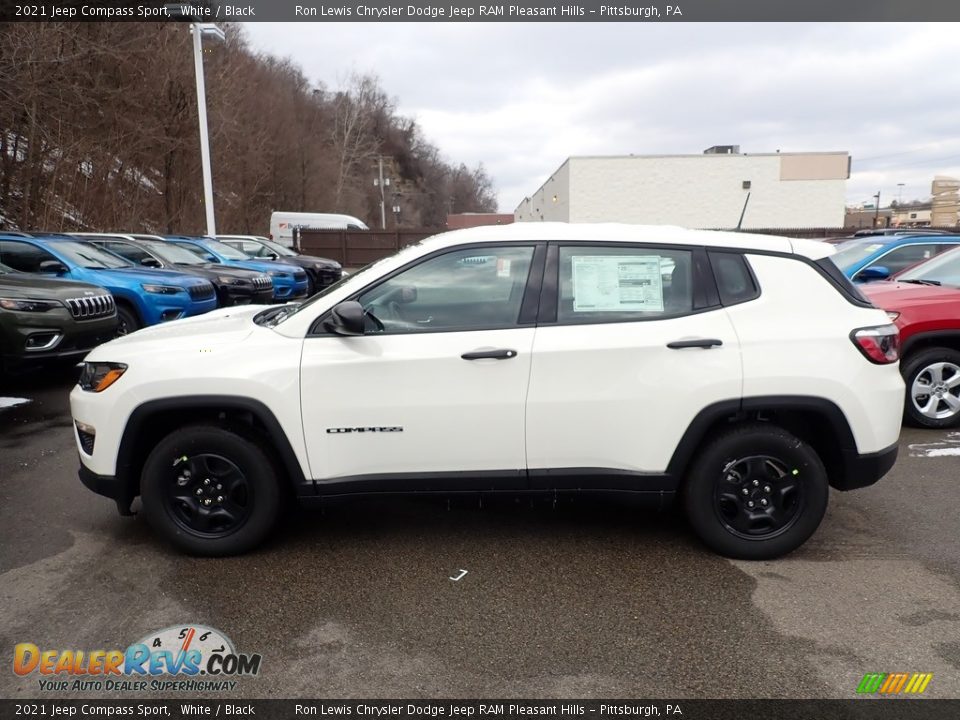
830,232,960,429
0,231,343,375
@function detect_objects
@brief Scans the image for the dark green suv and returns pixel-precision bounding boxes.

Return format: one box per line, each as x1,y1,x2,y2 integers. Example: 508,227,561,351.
0,262,118,373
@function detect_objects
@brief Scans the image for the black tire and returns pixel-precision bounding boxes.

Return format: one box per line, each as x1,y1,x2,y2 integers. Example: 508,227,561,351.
140,424,281,556
306,274,316,296
116,304,141,336
683,423,829,560
901,347,960,429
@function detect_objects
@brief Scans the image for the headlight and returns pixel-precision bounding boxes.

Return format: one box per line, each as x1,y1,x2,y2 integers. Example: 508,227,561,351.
0,297,62,312
216,276,247,285
141,284,181,295
78,362,128,392
268,271,290,279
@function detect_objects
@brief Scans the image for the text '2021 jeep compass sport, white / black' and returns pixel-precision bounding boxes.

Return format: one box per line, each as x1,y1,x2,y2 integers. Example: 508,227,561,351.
70,224,904,559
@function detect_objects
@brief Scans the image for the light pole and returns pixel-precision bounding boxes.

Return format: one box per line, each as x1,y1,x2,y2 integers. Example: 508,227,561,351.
874,191,882,227
190,22,225,237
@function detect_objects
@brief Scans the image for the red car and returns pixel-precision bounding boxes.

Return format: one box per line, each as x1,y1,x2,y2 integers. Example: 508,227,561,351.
862,245,960,428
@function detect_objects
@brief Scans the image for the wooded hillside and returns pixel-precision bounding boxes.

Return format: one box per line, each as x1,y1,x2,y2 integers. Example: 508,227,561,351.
0,22,498,234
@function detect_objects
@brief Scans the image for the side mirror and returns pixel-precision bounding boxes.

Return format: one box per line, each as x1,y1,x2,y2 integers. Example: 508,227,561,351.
204,254,218,263
140,257,162,268
322,301,365,336
39,260,67,275
266,252,279,260
858,265,891,281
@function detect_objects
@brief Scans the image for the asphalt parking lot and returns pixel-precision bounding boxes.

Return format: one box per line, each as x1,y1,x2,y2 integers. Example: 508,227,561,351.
1,367,959,700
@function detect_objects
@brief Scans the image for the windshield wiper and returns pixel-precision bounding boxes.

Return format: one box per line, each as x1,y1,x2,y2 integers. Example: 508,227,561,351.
900,278,941,286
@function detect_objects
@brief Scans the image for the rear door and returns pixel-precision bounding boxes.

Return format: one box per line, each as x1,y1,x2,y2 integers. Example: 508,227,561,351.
525,242,743,486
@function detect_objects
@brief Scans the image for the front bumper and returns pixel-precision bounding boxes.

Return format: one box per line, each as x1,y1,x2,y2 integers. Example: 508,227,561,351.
272,282,309,302
2,317,117,367
78,462,135,515
833,442,899,491
221,285,275,306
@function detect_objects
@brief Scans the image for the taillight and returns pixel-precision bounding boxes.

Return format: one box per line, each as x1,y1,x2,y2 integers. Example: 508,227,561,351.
851,324,900,364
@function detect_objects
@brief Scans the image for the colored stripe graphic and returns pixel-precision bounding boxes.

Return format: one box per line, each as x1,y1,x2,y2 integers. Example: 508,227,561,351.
858,672,932,695
857,673,886,693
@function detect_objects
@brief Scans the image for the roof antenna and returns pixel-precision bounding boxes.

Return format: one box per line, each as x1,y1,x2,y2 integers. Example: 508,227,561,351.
736,191,751,231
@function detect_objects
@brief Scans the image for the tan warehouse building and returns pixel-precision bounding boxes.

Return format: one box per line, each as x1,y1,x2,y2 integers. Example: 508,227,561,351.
515,147,850,229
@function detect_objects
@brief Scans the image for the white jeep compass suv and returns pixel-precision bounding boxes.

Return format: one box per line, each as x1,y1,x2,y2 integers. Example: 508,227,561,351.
70,224,903,559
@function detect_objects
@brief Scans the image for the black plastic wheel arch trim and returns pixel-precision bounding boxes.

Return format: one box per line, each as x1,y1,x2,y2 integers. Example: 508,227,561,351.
900,330,960,358
665,395,889,491
115,396,309,497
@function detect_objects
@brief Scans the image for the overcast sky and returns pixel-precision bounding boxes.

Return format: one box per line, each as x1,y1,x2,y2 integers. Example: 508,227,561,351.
243,22,960,213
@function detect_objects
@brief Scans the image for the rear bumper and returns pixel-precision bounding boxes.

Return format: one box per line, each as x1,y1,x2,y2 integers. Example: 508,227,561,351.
834,442,899,491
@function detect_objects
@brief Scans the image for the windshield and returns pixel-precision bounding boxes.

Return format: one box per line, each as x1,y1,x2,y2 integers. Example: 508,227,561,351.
143,241,204,265
53,241,132,269
830,240,888,271
897,247,960,287
258,238,297,257
201,239,252,260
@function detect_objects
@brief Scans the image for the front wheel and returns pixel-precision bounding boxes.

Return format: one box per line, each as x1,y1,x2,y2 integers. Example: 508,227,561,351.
115,304,141,336
902,347,960,428
683,423,829,560
140,425,281,556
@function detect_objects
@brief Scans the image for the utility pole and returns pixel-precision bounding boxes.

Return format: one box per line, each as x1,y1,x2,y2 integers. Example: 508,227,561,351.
874,191,881,227
373,157,389,229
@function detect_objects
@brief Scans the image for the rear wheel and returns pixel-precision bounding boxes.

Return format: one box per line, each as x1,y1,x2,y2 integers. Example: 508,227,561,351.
683,423,829,560
902,347,960,428
140,425,281,556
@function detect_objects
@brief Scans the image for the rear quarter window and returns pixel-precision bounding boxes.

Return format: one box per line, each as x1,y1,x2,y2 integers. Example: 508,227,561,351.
709,252,759,306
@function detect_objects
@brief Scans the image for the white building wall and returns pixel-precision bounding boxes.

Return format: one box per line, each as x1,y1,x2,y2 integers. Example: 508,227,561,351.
515,160,571,222
516,153,847,229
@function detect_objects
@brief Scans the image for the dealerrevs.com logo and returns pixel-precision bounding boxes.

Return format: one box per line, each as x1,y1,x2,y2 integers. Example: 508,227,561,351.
13,625,262,693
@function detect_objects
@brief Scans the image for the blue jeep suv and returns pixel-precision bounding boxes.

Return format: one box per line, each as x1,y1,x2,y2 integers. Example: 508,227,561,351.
0,234,217,334
831,234,960,282
164,236,309,302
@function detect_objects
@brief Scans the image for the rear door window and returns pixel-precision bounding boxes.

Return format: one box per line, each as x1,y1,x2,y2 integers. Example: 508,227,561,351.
556,245,693,324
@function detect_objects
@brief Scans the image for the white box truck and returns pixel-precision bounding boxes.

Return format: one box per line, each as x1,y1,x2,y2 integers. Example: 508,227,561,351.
269,212,369,248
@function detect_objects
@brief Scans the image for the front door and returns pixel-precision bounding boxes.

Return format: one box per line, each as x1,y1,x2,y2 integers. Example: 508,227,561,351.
300,243,542,490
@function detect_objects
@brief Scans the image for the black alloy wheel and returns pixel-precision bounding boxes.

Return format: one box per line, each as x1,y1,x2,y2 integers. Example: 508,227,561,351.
164,453,252,537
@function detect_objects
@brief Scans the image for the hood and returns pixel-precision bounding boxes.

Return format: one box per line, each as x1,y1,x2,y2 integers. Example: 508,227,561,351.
96,266,209,287
229,260,302,276
278,255,340,270
861,281,960,310
0,272,111,299
90,305,264,356
198,264,266,280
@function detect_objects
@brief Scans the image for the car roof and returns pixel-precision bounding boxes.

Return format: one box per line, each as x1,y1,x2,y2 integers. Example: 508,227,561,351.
417,223,833,259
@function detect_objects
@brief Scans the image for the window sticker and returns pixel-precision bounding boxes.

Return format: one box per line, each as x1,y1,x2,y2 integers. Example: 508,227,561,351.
496,257,512,278
572,255,664,312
